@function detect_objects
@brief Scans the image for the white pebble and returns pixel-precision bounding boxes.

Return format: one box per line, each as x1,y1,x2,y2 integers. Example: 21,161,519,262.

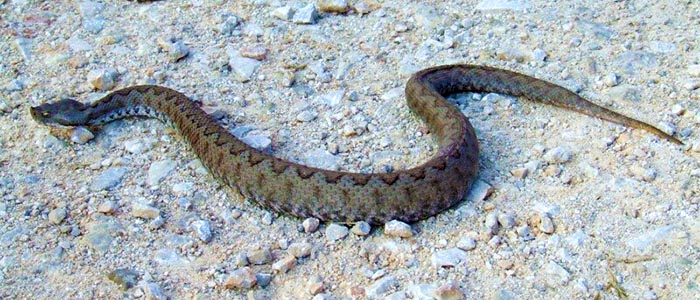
384,220,413,238
70,127,94,144
302,217,320,233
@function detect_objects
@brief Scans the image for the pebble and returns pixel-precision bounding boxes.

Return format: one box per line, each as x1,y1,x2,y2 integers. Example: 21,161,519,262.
49,207,67,225
154,248,189,266
510,167,528,179
98,201,118,214
271,255,297,273
147,160,177,186
657,121,676,136
131,201,160,219
305,149,340,170
14,38,32,60
683,81,700,91
224,267,257,289
302,217,320,233
308,275,324,295
292,3,318,24
70,127,94,144
190,219,213,243
431,248,467,268
288,242,313,258
157,38,189,62
465,179,494,202
687,64,700,77
229,55,261,82
365,276,398,298
456,236,477,251
139,281,168,300
271,6,294,21
607,84,641,102
498,213,516,229
627,224,675,251
241,134,272,151
325,223,349,241
239,46,267,61
543,146,572,164
87,68,118,91
107,268,139,290
603,73,619,87
248,248,272,265
484,213,499,235
256,273,272,288
434,281,464,300
318,0,349,13
218,14,239,36
67,35,93,52
539,214,555,234
475,0,530,11
90,167,127,191
0,99,10,113
351,221,371,236
384,220,413,238
488,236,502,248
544,261,571,286
172,181,194,195
124,139,149,154
296,109,319,122
671,104,685,116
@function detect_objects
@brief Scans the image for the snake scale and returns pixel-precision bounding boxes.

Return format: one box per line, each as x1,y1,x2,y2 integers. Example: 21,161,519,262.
31,65,682,224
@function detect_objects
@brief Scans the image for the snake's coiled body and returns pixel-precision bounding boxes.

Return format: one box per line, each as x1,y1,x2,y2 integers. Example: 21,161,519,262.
31,65,681,224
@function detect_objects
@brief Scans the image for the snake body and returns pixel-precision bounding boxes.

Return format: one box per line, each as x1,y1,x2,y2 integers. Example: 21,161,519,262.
30,65,681,224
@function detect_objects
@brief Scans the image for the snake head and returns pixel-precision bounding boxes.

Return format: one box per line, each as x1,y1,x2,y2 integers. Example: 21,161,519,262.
30,99,90,127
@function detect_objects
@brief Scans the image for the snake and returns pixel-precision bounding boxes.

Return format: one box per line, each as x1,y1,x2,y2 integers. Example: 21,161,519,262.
30,64,682,224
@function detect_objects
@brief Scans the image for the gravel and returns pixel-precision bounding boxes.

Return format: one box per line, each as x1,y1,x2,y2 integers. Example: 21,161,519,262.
4,0,698,299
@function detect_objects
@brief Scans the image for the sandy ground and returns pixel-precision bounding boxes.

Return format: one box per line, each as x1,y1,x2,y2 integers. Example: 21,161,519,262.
1,0,699,299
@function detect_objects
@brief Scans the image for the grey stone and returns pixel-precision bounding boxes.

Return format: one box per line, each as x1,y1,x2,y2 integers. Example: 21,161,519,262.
431,248,468,268
272,6,294,20
67,35,93,52
305,149,340,170
351,221,371,236
544,261,571,286
325,223,349,241
288,242,313,258
384,220,413,238
107,268,139,290
131,201,160,219
292,3,318,24
271,255,296,273
87,68,117,91
248,248,272,265
154,248,189,266
465,179,494,202
229,56,261,82
49,207,67,225
543,146,572,164
70,127,94,144
90,167,127,191
190,220,213,243
147,160,177,186
456,236,476,251
224,267,257,289
302,217,320,233
139,281,168,300
365,276,398,298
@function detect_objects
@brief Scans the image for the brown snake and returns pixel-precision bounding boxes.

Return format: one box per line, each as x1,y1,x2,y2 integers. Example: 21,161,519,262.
30,65,682,224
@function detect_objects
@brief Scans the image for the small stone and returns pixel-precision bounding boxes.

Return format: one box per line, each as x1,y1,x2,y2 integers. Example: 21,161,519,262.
261,212,274,225
325,223,349,241
87,68,117,91
488,236,502,248
394,23,409,33
657,121,677,136
456,236,476,251
318,0,349,13
147,160,177,186
172,181,194,195
107,268,139,290
475,0,529,11
248,248,272,265
124,139,148,154
607,84,640,102
157,38,189,62
239,46,267,60
543,146,572,164
149,217,165,230
384,220,412,238
498,213,516,229
288,242,313,258
218,14,239,36
544,261,571,285
308,275,324,295
365,276,398,298
90,167,127,191
0,98,11,113
255,273,272,288
603,73,619,87
670,104,685,116
296,109,319,122
271,255,296,273
229,55,261,82
351,221,371,236
353,2,372,14
14,38,32,60
98,201,118,214
431,248,467,268
302,217,320,233
484,213,499,235
465,179,494,202
434,281,464,300
272,6,294,20
67,36,93,52
233,253,249,267
139,281,168,300
292,3,318,24
539,214,555,234
532,48,547,62
224,267,257,289
683,81,700,91
516,225,531,237
510,167,528,179
49,207,67,225
131,201,160,219
190,220,213,243
305,149,340,170
70,127,94,144
687,64,700,77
